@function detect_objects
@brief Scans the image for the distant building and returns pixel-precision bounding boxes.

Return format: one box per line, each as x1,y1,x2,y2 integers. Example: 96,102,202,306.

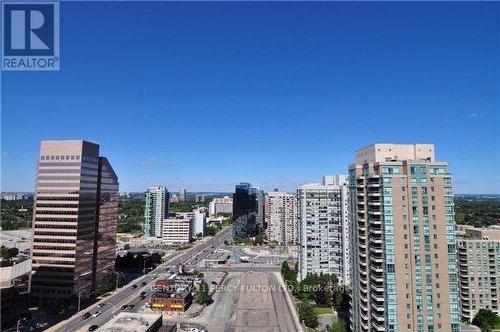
179,188,187,201
144,186,169,238
98,313,163,332
195,194,206,202
349,144,460,332
457,226,500,322
1,193,22,200
233,183,264,237
162,217,193,245
193,208,207,236
170,194,179,203
31,140,119,302
265,191,298,246
297,175,349,284
209,196,233,216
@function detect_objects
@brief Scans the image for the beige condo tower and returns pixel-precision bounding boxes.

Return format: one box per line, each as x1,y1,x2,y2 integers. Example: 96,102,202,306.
349,144,459,332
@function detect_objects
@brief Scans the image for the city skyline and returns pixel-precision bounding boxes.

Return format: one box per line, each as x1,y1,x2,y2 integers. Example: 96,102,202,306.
2,2,499,194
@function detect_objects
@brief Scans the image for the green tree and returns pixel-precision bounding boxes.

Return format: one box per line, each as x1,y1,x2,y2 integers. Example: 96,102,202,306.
328,319,347,332
0,246,19,259
472,309,500,332
298,299,318,328
116,272,126,288
96,282,114,296
124,243,130,250
195,281,212,305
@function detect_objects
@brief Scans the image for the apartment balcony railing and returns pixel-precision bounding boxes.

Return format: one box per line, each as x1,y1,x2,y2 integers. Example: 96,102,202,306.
370,276,384,287
370,246,383,254
371,319,385,332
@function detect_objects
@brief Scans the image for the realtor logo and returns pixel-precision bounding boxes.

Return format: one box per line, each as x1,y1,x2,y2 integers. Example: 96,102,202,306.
2,2,59,71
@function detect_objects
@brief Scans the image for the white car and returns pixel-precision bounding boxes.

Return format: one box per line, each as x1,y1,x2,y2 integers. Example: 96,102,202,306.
91,311,102,318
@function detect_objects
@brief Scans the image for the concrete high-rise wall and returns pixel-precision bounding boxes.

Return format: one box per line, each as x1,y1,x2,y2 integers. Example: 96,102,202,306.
209,196,233,216
298,176,350,284
193,208,207,236
265,192,298,246
457,227,500,322
349,144,459,332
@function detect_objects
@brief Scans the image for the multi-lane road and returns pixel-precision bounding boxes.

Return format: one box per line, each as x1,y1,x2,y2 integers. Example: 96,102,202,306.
47,226,233,332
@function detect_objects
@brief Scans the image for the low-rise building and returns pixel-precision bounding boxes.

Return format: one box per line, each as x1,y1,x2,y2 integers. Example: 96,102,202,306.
457,226,500,322
204,251,231,268
162,217,193,245
98,313,163,332
149,288,193,312
207,216,225,227
0,259,31,330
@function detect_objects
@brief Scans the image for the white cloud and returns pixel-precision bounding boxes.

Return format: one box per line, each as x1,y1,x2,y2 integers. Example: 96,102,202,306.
140,157,156,168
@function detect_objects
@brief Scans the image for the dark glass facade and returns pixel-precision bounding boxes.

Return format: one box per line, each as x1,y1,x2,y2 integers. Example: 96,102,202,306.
233,183,263,237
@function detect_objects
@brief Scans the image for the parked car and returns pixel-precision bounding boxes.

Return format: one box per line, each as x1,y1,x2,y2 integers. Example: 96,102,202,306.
91,311,101,318
120,305,128,310
97,303,105,308
127,304,135,310
88,325,99,331
82,312,91,320
131,284,138,289
141,282,147,286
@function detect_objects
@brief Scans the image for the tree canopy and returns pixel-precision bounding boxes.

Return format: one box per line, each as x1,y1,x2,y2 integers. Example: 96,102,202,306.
472,309,500,332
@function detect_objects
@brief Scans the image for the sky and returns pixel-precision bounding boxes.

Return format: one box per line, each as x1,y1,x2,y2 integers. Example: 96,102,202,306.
2,2,499,194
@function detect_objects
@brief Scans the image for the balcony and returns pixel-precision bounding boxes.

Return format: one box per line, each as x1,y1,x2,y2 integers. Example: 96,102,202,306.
370,273,384,284
370,254,383,264
371,320,385,332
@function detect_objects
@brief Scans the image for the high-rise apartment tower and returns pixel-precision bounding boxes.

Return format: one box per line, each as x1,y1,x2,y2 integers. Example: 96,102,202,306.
349,144,459,332
144,186,169,238
297,175,350,284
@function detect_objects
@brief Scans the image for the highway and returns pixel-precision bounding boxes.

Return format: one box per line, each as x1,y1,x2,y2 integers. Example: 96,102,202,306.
47,226,233,332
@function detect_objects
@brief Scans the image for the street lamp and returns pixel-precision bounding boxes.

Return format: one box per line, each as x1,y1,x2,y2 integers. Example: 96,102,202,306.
77,290,86,313
143,253,151,275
